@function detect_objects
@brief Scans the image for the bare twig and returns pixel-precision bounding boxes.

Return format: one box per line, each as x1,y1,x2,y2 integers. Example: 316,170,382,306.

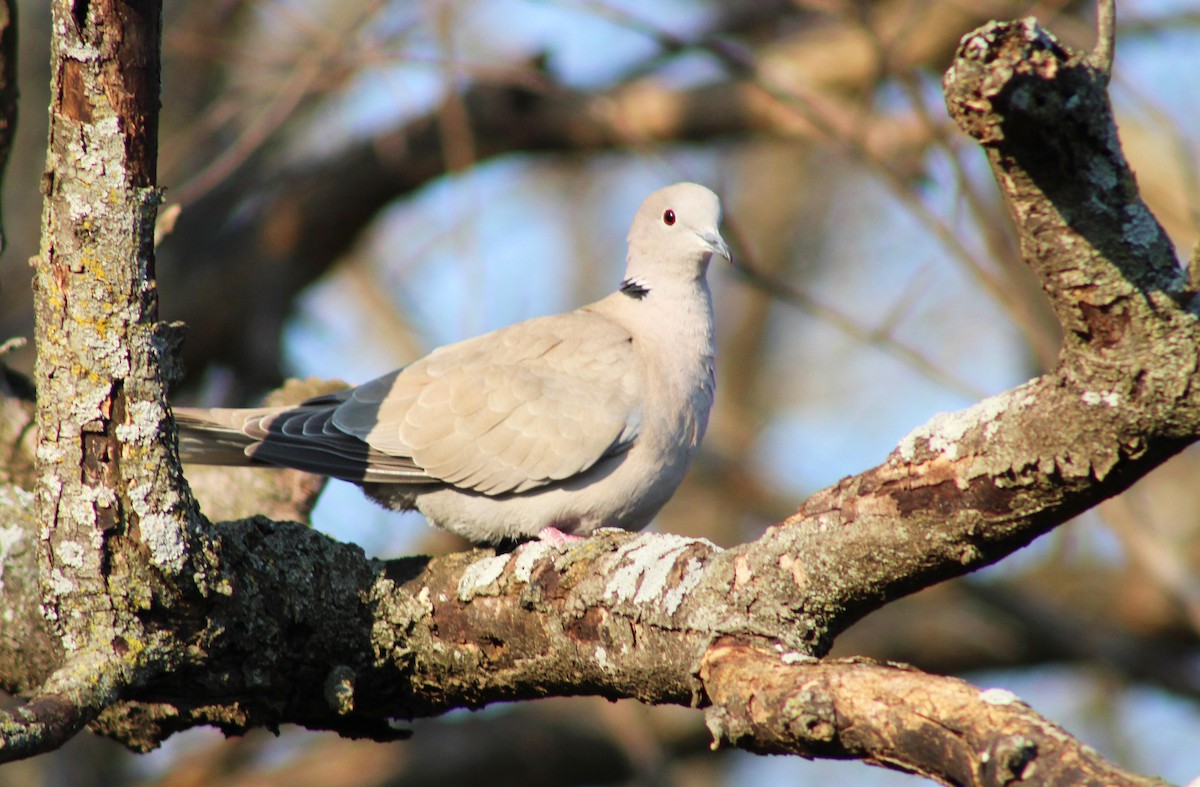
1090,0,1116,81
0,336,24,357
170,0,388,206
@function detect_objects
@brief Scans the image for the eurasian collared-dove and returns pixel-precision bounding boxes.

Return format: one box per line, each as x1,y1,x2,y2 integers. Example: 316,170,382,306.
174,182,729,544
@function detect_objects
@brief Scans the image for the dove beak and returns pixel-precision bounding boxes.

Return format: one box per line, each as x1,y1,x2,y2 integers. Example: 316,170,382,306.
701,231,732,264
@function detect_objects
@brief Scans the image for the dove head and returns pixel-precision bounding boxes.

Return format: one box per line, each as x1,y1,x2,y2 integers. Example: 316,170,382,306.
625,182,730,286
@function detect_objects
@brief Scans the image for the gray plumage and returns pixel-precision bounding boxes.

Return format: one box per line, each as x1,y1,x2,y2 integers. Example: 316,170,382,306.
174,182,729,544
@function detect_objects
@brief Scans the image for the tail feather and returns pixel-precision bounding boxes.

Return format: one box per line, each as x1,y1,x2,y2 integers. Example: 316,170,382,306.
174,407,262,466
171,405,436,485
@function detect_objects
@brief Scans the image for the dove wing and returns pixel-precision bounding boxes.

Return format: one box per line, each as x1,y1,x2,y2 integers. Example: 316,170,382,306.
331,310,643,495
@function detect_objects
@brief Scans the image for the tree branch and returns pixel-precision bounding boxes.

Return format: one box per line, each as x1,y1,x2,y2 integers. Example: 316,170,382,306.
1090,0,1116,80
727,13,1194,645
0,690,92,761
35,0,190,645
700,646,1168,786
9,0,208,760
0,649,131,760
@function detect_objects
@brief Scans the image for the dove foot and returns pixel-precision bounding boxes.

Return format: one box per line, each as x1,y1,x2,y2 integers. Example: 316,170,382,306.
537,526,584,545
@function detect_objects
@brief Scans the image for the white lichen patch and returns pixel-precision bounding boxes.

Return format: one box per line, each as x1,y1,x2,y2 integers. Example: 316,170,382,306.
36,440,69,465
511,540,554,582
603,534,718,614
64,119,124,208
66,487,103,528
58,630,78,653
979,687,1021,706
125,483,187,571
78,483,118,512
56,540,86,569
115,400,165,445
456,554,511,601
898,382,1037,461
126,482,153,515
660,557,705,615
70,384,117,424
1081,390,1120,407
138,512,187,571
48,567,75,596
83,333,132,382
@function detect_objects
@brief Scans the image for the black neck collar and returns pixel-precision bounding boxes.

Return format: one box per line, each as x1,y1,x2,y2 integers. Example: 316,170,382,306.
619,278,650,299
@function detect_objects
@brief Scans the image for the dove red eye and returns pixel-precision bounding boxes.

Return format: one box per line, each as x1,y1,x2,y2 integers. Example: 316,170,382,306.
662,209,676,225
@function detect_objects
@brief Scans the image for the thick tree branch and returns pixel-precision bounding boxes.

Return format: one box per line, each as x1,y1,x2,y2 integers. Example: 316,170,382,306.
102,528,725,746
700,646,1167,786
726,14,1194,644
64,523,1154,784
9,0,208,761
34,0,189,647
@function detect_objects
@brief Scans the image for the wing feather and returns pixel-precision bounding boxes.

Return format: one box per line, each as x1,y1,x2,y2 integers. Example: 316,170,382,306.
331,311,642,495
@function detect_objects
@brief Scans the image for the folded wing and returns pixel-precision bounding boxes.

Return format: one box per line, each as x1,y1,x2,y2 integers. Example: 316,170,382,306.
333,311,643,495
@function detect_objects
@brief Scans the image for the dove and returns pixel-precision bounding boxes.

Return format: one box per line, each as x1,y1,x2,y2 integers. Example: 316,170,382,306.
174,182,729,544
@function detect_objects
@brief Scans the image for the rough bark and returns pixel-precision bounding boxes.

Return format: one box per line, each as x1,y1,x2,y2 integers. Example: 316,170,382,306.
700,646,1166,786
0,3,1192,785
4,0,206,760
766,13,1194,640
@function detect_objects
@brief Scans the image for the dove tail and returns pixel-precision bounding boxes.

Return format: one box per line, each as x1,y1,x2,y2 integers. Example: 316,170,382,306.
173,407,260,466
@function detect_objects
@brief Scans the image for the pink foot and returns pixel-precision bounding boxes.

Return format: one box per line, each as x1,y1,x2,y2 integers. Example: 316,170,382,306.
537,526,583,545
